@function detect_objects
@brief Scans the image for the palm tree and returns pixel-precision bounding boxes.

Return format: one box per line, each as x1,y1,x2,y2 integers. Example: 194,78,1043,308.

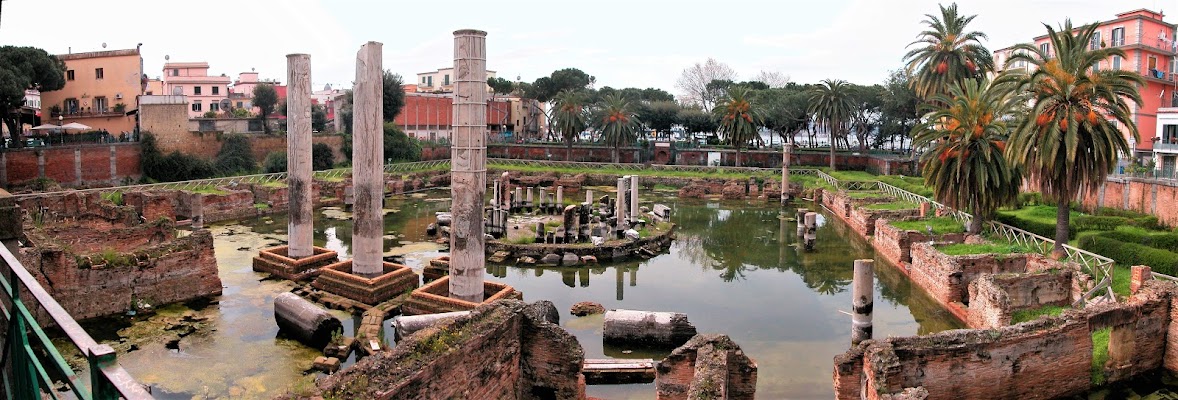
911,79,1021,233
552,90,588,160
713,87,762,167
809,79,855,170
903,3,994,101
596,94,641,163
998,20,1143,257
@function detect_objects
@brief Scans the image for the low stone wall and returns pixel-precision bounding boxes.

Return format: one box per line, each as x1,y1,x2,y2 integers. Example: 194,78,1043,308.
908,243,1059,308
312,300,586,400
848,206,919,237
486,225,675,262
873,218,966,267
16,228,222,323
834,280,1177,399
655,334,757,400
967,271,1074,329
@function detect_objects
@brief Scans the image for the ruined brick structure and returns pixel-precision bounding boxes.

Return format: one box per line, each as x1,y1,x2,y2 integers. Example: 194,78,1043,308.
310,261,419,305
0,143,142,189
402,277,520,315
872,218,966,267
655,334,758,400
967,271,1074,328
834,280,1178,399
314,300,586,400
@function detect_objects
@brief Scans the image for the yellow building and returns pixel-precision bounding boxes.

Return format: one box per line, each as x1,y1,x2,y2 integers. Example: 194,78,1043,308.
39,47,144,135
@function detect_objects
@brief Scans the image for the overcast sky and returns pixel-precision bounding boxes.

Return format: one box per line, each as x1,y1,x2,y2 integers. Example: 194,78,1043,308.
0,0,1168,96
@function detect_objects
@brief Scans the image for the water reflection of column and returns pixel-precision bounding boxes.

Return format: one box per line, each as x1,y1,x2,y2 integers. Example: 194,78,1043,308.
616,266,624,301
852,259,874,346
578,268,589,287
630,267,636,287
561,269,576,288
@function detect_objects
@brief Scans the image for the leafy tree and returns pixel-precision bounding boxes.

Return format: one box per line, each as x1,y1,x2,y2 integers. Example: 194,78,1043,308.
382,123,421,162
878,69,921,151
595,94,641,163
487,77,515,94
911,79,1020,233
714,87,762,166
679,107,717,143
231,108,252,118
676,58,737,109
903,3,994,101
849,84,884,151
203,110,218,118
759,86,810,147
998,20,1144,257
753,70,790,88
552,90,588,160
809,79,855,169
0,46,66,148
214,134,257,175
639,101,681,139
312,104,327,132
253,83,279,134
524,68,594,102
312,142,335,170
382,71,405,122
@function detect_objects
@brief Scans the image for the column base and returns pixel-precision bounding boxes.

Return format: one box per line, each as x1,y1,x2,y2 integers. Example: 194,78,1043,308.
311,260,421,306
403,276,521,316
253,246,339,281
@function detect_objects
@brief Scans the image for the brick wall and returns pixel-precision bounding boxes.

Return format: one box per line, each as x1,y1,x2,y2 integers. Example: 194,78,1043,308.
0,143,142,189
1079,178,1178,228
967,271,1073,328
848,207,920,237
655,334,757,400
315,300,586,400
873,218,966,267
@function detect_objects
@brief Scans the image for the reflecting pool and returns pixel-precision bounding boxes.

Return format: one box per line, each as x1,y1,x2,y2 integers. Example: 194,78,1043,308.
97,189,962,399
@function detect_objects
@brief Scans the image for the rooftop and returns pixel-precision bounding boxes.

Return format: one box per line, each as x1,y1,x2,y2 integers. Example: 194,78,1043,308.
56,48,140,61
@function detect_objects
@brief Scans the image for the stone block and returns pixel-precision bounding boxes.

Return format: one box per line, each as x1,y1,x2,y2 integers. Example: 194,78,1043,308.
313,356,341,373
604,309,696,348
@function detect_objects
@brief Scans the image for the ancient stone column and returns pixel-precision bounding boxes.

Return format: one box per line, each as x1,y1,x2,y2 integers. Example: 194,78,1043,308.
616,177,627,224
563,205,577,243
852,259,874,345
514,187,523,210
191,193,204,229
803,212,817,251
287,53,314,258
501,172,511,209
448,29,489,303
556,186,564,208
526,187,534,211
539,187,548,213
782,143,793,205
585,189,593,204
351,41,385,276
796,208,809,237
630,175,639,220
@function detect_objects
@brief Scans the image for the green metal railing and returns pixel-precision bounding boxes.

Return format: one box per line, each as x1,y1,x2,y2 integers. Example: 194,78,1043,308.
0,244,152,399
817,171,1116,305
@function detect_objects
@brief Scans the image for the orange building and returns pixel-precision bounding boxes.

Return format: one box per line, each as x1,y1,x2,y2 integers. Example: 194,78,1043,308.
995,9,1177,164
39,47,145,135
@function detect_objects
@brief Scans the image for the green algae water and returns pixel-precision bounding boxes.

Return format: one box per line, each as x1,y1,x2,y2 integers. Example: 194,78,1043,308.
87,189,964,399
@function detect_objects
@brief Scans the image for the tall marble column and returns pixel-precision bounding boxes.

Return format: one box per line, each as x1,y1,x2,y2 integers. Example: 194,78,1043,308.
449,29,489,303
351,42,385,276
286,53,314,258
629,175,639,219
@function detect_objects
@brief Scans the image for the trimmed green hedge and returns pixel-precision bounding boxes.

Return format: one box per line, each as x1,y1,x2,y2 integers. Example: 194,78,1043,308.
1078,235,1178,276
1095,229,1178,253
996,212,1060,239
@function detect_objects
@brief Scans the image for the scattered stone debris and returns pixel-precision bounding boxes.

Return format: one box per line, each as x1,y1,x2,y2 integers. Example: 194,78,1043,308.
604,309,697,348
580,255,598,264
488,250,511,263
312,356,341,373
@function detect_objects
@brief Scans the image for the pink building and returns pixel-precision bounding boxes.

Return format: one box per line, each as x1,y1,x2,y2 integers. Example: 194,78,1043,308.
162,62,232,118
996,9,1178,165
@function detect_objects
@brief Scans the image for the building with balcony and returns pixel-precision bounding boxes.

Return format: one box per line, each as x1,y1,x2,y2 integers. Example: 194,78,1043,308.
1157,108,1178,175
415,67,496,93
995,9,1178,163
162,62,232,118
39,47,144,135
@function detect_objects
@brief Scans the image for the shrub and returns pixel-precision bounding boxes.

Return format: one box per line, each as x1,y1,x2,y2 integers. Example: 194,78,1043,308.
214,134,257,175
141,133,217,182
996,212,1059,239
312,143,335,170
1097,228,1178,253
263,151,287,173
1078,235,1178,275
1017,192,1043,207
1072,215,1126,232
341,124,422,163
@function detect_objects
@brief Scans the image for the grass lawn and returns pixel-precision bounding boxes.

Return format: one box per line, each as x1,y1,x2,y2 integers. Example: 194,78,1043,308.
846,191,888,199
890,216,964,235
188,185,228,195
828,170,879,182
863,201,920,211
1010,305,1067,324
1111,264,1131,298
999,205,1081,226
1092,327,1111,386
937,241,1038,256
261,180,288,188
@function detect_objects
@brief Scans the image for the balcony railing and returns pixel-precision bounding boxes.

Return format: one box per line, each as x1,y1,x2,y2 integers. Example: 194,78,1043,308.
0,244,153,399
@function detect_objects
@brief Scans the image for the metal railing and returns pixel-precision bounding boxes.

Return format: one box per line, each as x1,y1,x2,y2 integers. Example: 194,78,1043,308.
13,160,453,201
485,158,781,174
0,244,152,399
818,171,1116,305
814,170,880,191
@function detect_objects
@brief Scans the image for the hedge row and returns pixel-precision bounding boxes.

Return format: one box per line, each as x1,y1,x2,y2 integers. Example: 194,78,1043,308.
995,213,1060,239
1078,235,1178,276
1095,229,1178,254
996,212,1160,240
